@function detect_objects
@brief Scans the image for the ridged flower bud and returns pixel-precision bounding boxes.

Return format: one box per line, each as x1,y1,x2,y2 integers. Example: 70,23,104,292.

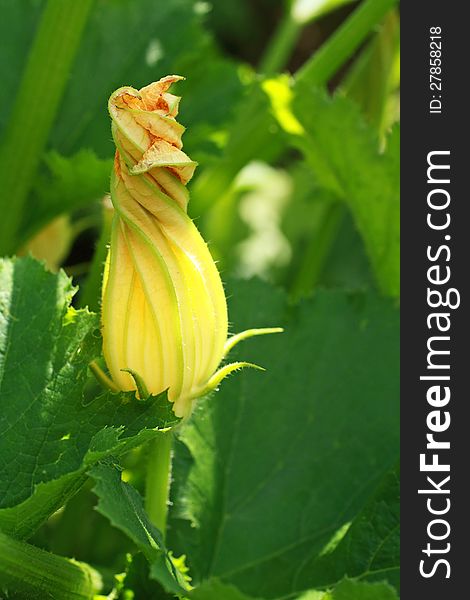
101,76,281,417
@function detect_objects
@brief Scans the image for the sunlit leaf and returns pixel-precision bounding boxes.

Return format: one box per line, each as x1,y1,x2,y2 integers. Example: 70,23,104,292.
0,257,178,539
169,278,399,597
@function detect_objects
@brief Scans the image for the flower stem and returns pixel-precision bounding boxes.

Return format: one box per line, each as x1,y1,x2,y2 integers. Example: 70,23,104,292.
259,14,302,74
145,432,173,538
0,531,101,599
89,360,119,392
0,0,94,255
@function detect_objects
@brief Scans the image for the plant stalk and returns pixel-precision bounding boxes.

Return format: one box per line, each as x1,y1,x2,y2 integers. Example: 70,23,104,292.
0,0,94,255
0,531,101,599
145,432,173,538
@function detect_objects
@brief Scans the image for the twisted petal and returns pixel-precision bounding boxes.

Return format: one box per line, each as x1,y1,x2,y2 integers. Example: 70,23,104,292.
102,76,228,417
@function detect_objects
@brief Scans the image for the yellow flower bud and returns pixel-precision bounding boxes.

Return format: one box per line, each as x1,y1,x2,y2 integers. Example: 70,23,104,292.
101,76,281,417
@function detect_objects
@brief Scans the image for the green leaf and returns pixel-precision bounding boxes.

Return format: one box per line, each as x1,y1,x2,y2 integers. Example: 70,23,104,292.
288,85,399,297
0,0,242,252
0,257,179,539
297,467,399,592
329,579,398,600
47,0,244,159
117,552,175,600
180,469,401,600
169,279,399,598
190,578,263,600
294,580,398,600
90,463,189,596
0,0,243,158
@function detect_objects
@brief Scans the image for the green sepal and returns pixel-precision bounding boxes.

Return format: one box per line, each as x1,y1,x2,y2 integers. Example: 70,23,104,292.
198,362,265,398
121,368,151,400
224,327,284,357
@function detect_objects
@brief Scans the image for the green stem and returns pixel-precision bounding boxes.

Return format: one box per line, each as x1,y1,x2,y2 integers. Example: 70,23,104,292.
0,0,94,255
89,360,119,392
145,432,173,537
0,531,101,599
296,0,397,85
259,14,302,74
341,9,400,136
290,202,345,300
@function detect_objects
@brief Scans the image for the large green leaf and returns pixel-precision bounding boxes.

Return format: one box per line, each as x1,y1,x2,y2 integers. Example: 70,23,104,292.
189,577,399,600
289,85,399,297
0,257,178,538
295,467,399,592
168,279,399,598
48,0,243,159
0,0,243,157
90,463,189,596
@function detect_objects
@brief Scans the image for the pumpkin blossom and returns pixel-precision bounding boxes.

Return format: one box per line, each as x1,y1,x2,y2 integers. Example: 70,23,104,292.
101,75,281,417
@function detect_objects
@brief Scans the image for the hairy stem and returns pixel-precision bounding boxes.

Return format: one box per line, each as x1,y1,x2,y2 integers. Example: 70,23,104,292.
0,531,101,599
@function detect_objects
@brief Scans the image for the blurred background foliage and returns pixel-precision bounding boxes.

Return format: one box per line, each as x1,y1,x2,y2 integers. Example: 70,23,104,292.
0,0,399,597
0,0,399,305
